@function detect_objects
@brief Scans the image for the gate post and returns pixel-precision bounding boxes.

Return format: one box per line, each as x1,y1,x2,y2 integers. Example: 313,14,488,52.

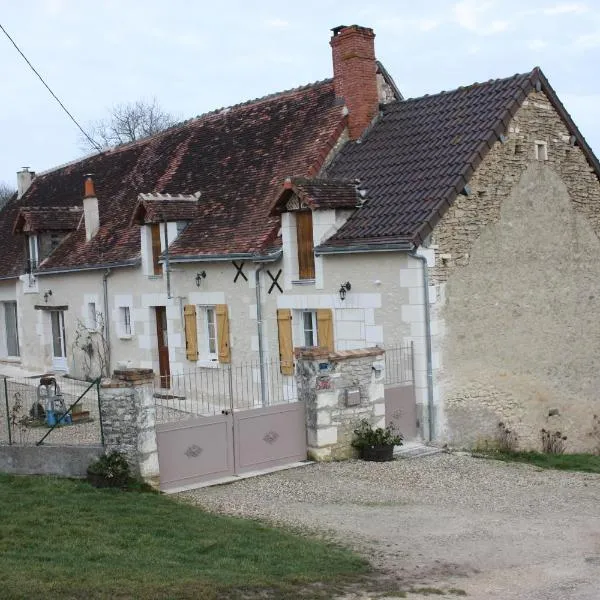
99,369,159,480
295,347,386,461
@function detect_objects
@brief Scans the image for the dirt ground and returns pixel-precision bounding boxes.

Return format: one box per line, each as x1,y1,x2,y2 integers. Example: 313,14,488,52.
181,453,600,599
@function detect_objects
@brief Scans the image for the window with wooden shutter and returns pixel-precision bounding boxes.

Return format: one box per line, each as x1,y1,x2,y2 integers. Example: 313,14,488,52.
317,309,334,352
277,309,294,375
216,304,230,363
150,223,162,275
296,211,315,280
184,304,198,361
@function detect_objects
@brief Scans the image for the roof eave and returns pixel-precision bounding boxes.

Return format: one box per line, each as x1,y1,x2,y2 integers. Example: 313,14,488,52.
35,258,140,275
315,240,413,255
168,248,282,263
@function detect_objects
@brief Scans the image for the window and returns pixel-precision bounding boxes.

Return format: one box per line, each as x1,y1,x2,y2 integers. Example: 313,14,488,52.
27,235,39,271
87,302,97,330
205,307,217,357
302,310,318,347
535,141,548,161
296,211,315,279
3,301,19,357
184,304,230,364
119,306,132,337
150,223,162,276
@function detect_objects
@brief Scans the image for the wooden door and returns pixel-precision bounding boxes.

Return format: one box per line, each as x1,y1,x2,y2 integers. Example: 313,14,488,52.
296,211,315,279
155,307,170,388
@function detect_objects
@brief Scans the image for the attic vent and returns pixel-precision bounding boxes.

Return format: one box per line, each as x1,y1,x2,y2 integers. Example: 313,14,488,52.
535,141,548,161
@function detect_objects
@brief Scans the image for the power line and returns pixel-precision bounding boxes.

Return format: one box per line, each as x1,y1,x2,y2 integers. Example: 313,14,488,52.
0,22,103,152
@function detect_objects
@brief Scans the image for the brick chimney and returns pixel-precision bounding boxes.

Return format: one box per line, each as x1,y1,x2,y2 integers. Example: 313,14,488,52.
17,167,35,199
83,174,100,241
330,25,379,140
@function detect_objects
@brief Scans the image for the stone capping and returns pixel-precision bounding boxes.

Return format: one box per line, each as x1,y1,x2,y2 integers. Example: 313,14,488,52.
295,347,384,361
102,368,154,388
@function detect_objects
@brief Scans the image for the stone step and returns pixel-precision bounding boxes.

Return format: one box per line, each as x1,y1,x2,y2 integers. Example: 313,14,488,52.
394,443,443,459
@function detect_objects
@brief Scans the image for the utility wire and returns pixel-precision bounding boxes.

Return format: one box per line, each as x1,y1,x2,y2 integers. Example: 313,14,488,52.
0,22,103,152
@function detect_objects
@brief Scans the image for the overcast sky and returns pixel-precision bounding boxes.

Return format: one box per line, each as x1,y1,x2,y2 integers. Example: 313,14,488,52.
1,0,599,187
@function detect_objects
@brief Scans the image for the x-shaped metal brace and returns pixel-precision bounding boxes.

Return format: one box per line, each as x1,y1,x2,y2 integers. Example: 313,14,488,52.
267,269,282,294
232,261,247,283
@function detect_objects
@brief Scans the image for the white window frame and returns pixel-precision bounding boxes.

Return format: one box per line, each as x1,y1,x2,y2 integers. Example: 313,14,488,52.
294,309,318,348
3,301,20,358
28,234,39,269
197,306,218,364
118,306,132,339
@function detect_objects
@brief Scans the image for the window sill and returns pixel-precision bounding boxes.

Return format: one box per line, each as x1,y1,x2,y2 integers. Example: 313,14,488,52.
292,279,315,286
0,357,21,364
197,359,219,368
147,275,163,280
118,334,133,340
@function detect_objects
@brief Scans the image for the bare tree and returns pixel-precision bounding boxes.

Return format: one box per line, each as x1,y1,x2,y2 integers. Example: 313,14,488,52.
0,181,16,208
81,98,176,150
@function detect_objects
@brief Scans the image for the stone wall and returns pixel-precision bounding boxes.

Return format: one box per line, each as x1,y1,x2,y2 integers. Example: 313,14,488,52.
99,369,159,478
430,90,600,452
296,347,386,460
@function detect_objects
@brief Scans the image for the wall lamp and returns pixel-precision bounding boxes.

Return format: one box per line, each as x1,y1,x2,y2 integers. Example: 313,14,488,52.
338,281,351,301
44,290,53,303
195,271,206,287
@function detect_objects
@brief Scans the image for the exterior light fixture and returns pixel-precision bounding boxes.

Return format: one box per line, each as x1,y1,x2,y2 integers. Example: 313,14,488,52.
339,281,351,301
195,271,206,287
44,290,52,303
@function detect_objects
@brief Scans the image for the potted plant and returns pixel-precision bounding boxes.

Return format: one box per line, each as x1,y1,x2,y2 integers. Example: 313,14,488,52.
351,419,403,462
87,450,131,488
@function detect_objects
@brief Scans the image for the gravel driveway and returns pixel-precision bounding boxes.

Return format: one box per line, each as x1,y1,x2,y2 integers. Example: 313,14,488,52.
180,453,600,600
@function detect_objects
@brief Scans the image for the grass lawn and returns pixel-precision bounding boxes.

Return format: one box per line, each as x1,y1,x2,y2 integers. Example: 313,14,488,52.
478,451,600,474
0,474,369,600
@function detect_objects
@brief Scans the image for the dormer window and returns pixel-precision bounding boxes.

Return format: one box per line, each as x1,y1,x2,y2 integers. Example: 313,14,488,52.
296,211,315,280
27,235,39,271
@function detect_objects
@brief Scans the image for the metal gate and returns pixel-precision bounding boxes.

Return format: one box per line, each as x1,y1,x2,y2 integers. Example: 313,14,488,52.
384,343,418,440
154,359,306,492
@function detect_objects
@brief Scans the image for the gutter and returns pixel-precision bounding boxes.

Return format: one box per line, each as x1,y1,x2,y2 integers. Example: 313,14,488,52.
409,249,435,442
34,259,139,276
254,264,268,406
168,249,282,264
315,241,412,255
102,268,112,377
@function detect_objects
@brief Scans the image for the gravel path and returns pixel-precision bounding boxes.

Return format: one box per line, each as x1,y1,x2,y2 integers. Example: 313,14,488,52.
180,453,600,600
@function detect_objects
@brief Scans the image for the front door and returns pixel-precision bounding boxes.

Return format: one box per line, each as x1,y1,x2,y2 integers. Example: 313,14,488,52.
50,310,68,371
155,307,170,388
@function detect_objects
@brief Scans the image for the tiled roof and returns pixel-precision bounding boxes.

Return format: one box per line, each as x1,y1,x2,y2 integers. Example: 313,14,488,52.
0,79,345,276
13,206,83,234
273,177,363,213
322,67,600,250
130,194,200,225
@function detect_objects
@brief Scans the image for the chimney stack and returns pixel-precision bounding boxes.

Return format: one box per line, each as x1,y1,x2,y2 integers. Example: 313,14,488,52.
83,174,100,241
17,167,35,199
330,25,379,140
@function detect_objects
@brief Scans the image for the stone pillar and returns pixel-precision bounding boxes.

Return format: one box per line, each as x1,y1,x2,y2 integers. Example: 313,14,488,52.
296,347,386,461
99,369,159,479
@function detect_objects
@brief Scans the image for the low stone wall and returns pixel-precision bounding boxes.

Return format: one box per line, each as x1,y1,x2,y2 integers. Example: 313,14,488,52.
99,369,159,479
296,347,386,460
0,444,103,477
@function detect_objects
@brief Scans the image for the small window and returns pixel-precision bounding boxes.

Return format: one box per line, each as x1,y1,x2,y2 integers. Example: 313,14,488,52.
302,310,318,347
87,302,97,330
535,141,548,161
205,307,217,358
119,306,132,337
27,235,39,270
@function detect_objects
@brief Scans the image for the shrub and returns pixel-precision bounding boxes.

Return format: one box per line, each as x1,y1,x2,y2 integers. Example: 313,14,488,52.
87,451,131,488
496,422,518,453
351,419,403,449
541,429,567,455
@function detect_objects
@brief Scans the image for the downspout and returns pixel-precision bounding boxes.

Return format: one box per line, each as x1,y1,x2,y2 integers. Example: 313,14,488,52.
102,268,112,377
409,250,435,442
254,264,268,406
162,220,171,299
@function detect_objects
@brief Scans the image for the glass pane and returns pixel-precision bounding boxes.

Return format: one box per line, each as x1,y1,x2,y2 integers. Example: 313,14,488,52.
207,309,216,354
303,311,314,347
51,311,64,357
4,302,19,357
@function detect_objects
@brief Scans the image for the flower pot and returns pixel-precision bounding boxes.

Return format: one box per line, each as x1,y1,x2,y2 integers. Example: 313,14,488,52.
359,444,395,462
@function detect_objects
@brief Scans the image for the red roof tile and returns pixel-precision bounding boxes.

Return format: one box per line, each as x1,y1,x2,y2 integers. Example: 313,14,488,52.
273,177,363,213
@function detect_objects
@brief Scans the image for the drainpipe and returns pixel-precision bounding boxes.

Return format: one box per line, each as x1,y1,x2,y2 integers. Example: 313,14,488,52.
162,220,171,299
254,264,268,406
409,250,434,442
102,268,112,377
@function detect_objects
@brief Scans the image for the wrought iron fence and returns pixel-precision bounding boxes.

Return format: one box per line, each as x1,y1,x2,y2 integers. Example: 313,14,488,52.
384,342,415,385
0,374,103,446
154,358,298,424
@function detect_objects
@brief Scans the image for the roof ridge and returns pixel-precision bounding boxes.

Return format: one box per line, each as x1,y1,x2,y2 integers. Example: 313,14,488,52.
34,78,335,180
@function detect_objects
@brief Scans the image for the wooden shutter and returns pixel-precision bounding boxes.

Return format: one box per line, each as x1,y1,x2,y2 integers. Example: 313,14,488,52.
216,304,230,363
151,223,162,275
277,309,294,375
296,211,315,279
317,309,334,352
183,304,198,361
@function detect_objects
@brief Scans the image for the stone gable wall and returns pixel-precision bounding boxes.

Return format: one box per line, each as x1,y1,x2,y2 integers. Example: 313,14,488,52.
430,91,600,452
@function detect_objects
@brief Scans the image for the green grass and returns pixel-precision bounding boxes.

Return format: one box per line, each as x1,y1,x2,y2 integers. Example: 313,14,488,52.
478,451,600,473
0,474,369,599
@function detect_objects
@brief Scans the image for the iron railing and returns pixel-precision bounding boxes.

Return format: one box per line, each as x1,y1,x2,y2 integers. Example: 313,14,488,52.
154,358,297,424
0,375,103,446
384,342,415,385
